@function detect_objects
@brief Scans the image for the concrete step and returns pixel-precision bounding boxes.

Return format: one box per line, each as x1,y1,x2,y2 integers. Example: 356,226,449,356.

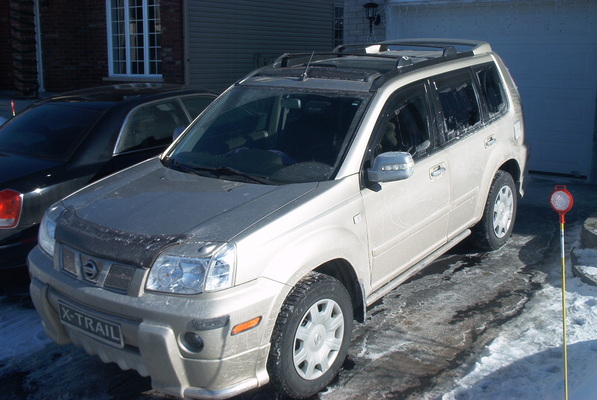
581,212,597,249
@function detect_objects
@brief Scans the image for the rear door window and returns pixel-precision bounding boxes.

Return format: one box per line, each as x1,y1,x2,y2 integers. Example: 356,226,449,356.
432,69,481,143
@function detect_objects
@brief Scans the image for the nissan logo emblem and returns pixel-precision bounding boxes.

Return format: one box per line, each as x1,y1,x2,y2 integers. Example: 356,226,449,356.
82,260,99,281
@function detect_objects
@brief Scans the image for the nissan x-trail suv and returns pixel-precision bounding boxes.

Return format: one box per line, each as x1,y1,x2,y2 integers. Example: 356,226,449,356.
29,39,528,399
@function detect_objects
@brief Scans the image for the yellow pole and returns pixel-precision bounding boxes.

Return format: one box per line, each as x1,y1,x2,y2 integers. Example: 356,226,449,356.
559,221,569,400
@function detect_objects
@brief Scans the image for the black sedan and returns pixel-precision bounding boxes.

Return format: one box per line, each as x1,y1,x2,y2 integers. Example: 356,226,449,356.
0,84,216,268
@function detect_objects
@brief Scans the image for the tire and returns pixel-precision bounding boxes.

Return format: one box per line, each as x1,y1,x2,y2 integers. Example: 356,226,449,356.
267,272,353,399
472,171,517,251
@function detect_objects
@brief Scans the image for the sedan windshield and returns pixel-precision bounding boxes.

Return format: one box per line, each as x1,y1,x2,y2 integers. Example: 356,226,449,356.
0,104,103,161
165,86,369,184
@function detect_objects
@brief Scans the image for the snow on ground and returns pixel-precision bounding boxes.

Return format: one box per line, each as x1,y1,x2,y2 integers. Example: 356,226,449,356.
442,225,597,400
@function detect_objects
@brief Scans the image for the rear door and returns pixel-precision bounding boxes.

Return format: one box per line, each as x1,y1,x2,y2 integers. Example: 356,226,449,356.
361,81,450,290
431,66,506,239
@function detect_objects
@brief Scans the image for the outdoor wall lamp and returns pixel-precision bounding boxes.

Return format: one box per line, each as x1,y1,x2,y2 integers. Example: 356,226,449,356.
363,2,381,35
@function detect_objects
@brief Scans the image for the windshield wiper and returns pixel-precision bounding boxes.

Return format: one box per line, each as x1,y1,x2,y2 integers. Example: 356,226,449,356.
165,158,218,178
165,158,271,184
214,166,271,184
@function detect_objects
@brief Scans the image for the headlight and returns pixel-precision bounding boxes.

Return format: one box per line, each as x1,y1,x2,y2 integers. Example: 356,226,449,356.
146,242,236,294
38,203,65,257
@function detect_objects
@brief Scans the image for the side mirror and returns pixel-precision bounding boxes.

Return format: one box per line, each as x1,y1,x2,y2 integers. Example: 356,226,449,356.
172,126,186,141
367,151,414,183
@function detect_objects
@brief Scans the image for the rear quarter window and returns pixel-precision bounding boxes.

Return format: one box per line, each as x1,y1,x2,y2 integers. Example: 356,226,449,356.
182,96,215,119
474,63,507,118
115,99,189,154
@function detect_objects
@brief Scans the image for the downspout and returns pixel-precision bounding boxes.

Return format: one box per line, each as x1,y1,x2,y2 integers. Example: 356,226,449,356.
34,0,44,95
182,0,190,85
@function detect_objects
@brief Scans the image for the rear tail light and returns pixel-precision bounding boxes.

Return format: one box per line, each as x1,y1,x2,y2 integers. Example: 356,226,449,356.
0,189,23,228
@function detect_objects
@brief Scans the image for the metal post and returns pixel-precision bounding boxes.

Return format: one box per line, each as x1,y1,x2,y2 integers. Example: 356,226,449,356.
550,185,574,400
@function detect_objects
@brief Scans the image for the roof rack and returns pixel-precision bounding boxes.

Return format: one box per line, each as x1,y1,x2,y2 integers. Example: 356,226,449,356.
271,38,491,70
333,38,492,57
246,39,493,86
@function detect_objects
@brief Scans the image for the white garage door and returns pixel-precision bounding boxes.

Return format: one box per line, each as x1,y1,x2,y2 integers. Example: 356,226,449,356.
386,0,597,178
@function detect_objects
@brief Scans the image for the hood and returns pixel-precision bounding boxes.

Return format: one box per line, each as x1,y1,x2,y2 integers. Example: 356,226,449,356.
58,158,318,266
0,152,63,187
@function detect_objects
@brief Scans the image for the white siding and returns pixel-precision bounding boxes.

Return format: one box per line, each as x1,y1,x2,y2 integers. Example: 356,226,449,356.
186,0,337,91
385,0,597,179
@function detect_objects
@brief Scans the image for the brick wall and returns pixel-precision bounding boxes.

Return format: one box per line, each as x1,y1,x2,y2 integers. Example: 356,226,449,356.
40,0,108,92
7,0,38,98
159,0,185,84
40,0,185,93
344,0,386,44
0,0,15,92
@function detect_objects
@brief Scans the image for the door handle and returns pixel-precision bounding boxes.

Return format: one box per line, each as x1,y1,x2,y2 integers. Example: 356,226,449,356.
430,164,446,178
485,136,497,148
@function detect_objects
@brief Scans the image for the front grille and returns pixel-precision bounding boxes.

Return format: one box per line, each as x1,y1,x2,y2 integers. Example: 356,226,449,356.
61,246,79,277
60,245,138,294
104,264,135,292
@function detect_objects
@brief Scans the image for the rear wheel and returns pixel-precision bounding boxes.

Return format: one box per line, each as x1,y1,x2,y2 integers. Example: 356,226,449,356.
472,171,517,251
267,272,353,399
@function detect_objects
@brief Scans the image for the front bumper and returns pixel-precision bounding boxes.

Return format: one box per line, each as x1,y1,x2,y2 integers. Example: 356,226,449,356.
28,245,287,399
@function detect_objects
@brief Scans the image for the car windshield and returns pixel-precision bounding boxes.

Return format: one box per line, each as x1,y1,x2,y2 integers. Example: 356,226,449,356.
165,86,369,184
0,104,103,161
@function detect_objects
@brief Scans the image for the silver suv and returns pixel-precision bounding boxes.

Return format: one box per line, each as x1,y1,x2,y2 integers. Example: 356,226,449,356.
29,39,528,399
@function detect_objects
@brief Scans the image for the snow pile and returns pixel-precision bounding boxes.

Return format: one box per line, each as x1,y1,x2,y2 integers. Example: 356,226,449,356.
573,248,597,282
443,232,597,400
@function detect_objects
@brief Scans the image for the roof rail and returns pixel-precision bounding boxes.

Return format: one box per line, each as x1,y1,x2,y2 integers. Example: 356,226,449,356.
253,38,493,85
334,38,492,56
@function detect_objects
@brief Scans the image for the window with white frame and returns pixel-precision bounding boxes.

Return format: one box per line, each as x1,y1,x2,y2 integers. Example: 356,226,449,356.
334,5,344,48
107,0,162,78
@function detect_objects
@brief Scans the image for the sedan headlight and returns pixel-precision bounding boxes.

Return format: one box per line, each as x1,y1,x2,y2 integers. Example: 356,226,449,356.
38,203,65,257
146,242,236,294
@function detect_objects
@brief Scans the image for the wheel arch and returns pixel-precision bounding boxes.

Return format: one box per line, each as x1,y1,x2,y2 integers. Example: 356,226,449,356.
498,158,523,198
314,258,366,323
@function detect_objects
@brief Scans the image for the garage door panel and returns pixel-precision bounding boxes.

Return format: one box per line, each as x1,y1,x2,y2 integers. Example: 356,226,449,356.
387,1,597,178
540,140,591,176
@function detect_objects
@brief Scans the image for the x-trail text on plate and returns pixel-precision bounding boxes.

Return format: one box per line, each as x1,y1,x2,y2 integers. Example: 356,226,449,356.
29,39,528,399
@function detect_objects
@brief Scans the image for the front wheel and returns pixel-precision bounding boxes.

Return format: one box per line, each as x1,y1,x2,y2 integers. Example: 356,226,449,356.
472,171,517,251
267,272,353,399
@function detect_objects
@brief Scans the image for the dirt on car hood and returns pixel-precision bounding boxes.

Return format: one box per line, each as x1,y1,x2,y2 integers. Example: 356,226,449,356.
56,158,318,267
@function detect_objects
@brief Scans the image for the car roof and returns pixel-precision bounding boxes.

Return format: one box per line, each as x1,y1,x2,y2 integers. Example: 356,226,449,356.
32,83,215,110
241,39,493,92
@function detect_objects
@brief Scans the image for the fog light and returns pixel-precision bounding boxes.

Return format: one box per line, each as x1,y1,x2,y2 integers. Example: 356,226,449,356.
183,332,204,352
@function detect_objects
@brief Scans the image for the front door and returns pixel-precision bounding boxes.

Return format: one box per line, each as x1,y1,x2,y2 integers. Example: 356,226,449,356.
361,82,450,290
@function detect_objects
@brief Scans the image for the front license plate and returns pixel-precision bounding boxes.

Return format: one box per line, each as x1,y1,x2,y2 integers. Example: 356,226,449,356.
59,302,124,348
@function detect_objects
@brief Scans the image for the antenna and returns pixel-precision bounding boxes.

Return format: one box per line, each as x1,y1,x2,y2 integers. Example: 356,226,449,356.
300,52,315,81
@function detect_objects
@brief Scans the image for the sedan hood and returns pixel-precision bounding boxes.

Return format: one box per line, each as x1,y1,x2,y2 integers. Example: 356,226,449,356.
57,158,318,267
